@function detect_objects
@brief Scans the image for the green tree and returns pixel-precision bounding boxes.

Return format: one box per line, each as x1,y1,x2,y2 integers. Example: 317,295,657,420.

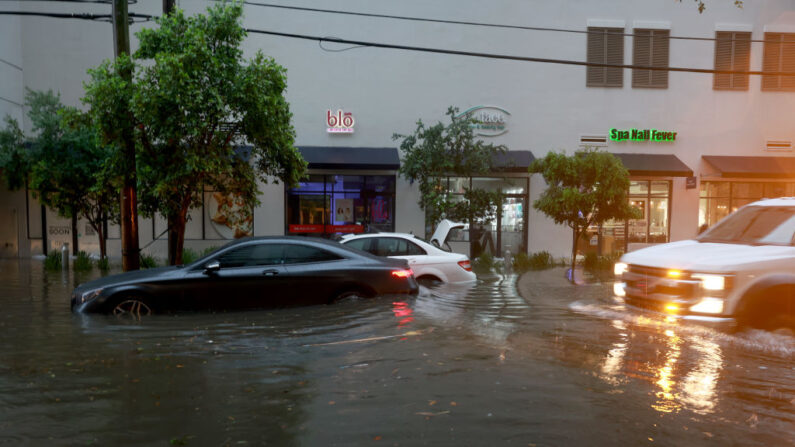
530,149,640,280
83,2,306,265
395,107,507,251
0,90,119,259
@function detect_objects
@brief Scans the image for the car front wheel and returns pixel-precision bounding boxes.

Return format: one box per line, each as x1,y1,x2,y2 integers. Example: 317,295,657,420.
111,295,153,317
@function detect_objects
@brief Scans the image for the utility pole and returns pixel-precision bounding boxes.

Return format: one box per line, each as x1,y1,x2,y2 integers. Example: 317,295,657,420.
112,0,140,271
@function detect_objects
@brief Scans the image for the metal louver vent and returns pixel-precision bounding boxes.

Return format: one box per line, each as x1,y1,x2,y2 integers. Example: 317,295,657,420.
766,140,793,152
580,135,608,147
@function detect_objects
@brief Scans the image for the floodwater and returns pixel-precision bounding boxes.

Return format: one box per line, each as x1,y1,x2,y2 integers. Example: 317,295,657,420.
0,260,792,446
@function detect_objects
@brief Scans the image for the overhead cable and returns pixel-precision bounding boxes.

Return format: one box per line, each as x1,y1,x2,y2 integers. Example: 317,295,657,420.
235,1,768,43
0,10,153,22
246,28,795,77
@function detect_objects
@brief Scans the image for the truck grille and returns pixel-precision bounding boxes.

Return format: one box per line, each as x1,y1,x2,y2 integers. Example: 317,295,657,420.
623,264,700,309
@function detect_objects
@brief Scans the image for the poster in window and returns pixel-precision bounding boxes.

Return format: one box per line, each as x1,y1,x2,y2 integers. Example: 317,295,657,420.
208,192,253,239
336,199,353,222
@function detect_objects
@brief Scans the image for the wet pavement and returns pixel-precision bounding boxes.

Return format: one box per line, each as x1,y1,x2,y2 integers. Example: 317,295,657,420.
0,259,792,446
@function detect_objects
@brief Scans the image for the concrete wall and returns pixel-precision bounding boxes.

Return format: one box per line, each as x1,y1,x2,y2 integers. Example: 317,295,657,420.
3,0,795,259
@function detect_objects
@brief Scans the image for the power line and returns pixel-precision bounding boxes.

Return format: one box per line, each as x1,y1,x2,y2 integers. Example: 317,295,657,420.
0,10,154,22
246,28,795,77
0,96,23,107
235,1,769,44
0,0,137,4
0,57,22,71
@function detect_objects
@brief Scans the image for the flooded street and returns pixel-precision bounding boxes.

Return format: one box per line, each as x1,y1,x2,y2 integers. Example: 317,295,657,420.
0,259,792,446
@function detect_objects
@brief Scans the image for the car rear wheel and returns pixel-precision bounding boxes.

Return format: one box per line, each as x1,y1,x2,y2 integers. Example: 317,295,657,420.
416,275,443,287
112,295,153,317
330,288,372,304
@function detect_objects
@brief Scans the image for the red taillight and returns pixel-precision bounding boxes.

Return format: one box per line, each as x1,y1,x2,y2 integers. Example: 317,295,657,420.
458,260,472,272
391,269,413,278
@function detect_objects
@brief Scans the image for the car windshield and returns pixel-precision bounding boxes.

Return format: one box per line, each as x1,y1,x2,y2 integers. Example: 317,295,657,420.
697,205,795,245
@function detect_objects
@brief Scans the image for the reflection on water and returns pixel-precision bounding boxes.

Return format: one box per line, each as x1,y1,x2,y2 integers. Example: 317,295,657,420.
0,261,792,446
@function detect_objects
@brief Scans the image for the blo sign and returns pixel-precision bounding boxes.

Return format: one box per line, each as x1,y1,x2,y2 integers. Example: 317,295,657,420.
327,109,355,134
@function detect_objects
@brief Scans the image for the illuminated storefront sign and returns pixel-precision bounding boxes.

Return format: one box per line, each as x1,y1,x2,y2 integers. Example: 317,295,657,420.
456,106,510,137
327,109,355,133
610,128,677,142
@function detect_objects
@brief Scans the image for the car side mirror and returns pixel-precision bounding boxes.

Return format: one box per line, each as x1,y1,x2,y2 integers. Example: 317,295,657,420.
203,260,221,274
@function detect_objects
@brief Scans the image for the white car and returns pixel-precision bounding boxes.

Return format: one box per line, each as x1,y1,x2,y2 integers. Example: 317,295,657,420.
614,197,795,334
340,220,476,284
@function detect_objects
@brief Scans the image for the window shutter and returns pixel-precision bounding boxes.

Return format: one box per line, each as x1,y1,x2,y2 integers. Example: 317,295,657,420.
763,33,782,90
586,28,606,86
714,32,751,90
605,29,624,87
781,36,795,89
713,32,733,89
587,27,623,87
732,32,751,89
632,29,652,87
650,30,670,88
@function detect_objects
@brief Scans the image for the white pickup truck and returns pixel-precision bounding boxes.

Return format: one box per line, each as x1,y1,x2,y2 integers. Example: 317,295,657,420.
614,197,795,334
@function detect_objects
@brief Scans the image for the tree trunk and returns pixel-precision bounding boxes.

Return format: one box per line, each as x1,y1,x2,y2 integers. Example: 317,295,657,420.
167,209,188,265
71,214,78,255
93,222,106,260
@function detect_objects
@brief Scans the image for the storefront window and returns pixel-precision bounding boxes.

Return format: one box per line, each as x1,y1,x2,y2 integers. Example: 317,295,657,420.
286,175,395,236
699,181,795,231
433,176,528,257
626,180,671,244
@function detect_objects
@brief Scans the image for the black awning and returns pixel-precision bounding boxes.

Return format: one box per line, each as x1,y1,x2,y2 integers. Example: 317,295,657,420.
702,155,795,178
493,150,535,172
297,146,400,170
613,153,693,177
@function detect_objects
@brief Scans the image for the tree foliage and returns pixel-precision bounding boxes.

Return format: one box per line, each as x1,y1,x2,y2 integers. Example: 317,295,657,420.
395,107,507,231
0,89,119,259
680,0,743,14
82,2,306,265
530,149,640,277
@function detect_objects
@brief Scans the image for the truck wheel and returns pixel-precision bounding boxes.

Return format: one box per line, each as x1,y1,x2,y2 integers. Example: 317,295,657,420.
763,314,795,337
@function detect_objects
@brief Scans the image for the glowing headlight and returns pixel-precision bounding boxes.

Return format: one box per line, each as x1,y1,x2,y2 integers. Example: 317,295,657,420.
691,274,725,291
690,297,724,314
81,289,103,303
614,262,628,276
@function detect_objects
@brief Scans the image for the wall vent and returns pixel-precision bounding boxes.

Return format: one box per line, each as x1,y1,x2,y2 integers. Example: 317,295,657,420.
765,140,793,152
580,135,608,147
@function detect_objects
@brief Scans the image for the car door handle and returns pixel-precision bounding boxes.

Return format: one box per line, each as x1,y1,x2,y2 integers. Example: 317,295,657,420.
262,269,280,276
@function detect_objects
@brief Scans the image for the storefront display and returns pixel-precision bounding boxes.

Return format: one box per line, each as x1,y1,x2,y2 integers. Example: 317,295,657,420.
286,175,395,236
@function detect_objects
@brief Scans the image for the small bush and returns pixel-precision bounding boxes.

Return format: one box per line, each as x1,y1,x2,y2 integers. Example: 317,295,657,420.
97,257,110,271
201,246,220,257
182,248,199,265
44,250,62,270
473,252,496,273
73,251,93,271
583,251,623,272
140,253,158,269
513,251,555,272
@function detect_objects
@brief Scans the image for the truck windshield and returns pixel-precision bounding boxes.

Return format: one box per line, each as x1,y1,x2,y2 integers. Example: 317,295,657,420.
697,206,795,245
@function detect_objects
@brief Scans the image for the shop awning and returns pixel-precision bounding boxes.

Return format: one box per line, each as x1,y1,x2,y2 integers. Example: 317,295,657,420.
614,153,693,177
493,150,535,172
297,146,400,170
702,155,795,178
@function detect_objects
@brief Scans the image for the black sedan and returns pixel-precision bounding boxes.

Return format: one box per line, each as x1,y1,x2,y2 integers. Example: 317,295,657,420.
71,236,419,315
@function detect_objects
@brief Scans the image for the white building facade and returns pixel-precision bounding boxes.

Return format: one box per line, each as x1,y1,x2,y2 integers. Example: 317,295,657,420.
2,0,795,261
